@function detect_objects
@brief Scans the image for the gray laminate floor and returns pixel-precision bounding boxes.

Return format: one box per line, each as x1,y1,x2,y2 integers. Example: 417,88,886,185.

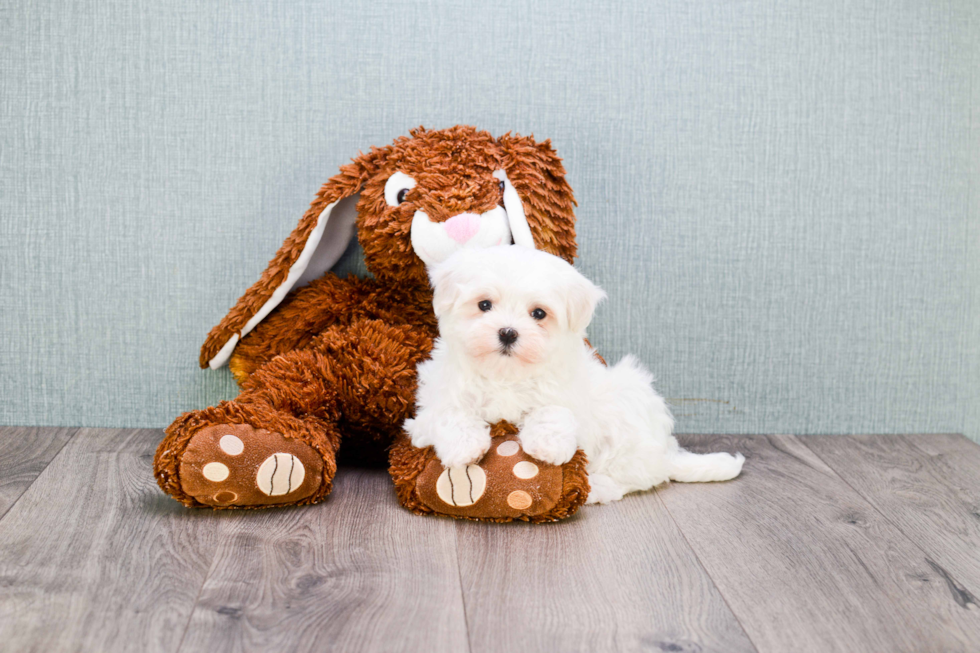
0,428,979,653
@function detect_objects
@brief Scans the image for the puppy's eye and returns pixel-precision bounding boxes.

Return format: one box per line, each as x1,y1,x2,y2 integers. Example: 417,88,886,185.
396,188,410,204
531,308,547,320
478,300,493,312
498,180,506,192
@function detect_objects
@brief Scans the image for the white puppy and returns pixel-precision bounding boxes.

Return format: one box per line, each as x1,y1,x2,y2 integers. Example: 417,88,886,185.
405,245,744,504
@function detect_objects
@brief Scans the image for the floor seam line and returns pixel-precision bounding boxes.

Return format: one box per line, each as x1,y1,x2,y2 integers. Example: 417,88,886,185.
0,427,80,523
656,489,762,653
160,422,226,653
172,519,227,653
796,435,980,611
452,522,475,653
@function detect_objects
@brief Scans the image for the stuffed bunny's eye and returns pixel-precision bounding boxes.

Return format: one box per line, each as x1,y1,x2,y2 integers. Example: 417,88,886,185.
384,172,417,208
478,300,492,312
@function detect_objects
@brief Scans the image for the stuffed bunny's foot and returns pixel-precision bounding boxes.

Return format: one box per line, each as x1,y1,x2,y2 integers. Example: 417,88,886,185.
167,423,327,508
390,422,592,523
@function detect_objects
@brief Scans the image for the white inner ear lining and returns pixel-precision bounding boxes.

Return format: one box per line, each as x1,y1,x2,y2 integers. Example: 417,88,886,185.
493,170,535,249
208,199,339,369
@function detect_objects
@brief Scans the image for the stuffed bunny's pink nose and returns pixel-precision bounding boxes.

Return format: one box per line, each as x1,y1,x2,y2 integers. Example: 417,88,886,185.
443,213,481,244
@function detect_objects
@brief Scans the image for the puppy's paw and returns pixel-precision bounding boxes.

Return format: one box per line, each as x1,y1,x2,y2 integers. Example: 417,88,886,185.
406,409,493,468
518,405,579,466
436,425,493,468
585,473,625,504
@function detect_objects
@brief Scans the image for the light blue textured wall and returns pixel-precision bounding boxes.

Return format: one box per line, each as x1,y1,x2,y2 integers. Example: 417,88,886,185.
1,1,977,440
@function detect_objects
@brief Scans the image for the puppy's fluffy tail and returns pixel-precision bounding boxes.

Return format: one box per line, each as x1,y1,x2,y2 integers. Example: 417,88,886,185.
668,449,745,483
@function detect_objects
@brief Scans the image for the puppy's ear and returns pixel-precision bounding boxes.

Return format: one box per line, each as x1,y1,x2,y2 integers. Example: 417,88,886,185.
563,267,606,334
428,255,470,319
200,146,391,369
496,134,577,263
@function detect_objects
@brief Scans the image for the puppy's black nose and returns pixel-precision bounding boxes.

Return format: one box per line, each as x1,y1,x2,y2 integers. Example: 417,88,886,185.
498,327,518,347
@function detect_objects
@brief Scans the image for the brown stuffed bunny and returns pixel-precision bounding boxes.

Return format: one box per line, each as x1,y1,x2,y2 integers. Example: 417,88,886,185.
154,125,590,521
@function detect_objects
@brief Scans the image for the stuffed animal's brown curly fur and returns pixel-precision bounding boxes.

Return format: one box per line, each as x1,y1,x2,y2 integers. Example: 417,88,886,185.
154,126,590,521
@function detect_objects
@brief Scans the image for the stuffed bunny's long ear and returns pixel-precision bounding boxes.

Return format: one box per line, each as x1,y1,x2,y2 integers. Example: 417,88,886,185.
200,149,386,369
496,135,577,263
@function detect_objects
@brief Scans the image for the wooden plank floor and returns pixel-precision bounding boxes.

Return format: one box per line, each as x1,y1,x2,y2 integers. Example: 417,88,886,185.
1,429,979,653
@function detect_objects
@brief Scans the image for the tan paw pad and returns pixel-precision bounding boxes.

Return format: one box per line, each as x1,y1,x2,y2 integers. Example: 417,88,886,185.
496,440,520,456
256,453,306,497
213,491,238,504
512,461,539,479
219,434,244,455
435,465,487,507
507,490,533,510
202,462,230,482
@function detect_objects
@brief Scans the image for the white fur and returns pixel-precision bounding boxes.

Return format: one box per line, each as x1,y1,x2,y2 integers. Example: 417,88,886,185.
404,245,744,504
